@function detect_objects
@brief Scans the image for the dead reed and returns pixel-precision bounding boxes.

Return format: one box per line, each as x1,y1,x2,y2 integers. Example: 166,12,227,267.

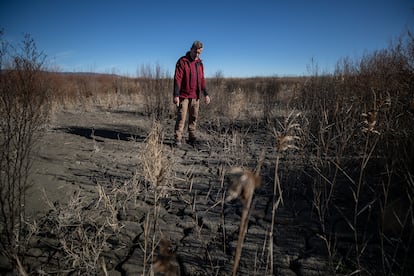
268,110,302,275
1,29,412,275
226,152,263,276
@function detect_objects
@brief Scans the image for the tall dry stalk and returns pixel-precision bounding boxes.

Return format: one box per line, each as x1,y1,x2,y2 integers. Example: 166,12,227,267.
268,111,301,275
140,120,174,274
226,153,263,276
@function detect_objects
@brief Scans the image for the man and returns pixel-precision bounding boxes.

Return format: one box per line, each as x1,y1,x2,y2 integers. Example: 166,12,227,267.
173,40,211,147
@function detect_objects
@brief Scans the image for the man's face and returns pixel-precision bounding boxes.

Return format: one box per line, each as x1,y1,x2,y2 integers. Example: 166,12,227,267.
190,47,203,60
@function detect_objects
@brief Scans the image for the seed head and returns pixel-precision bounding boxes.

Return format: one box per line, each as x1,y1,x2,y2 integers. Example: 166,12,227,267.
361,110,380,134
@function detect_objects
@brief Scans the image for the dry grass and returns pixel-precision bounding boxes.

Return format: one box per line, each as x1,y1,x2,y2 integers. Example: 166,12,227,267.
1,30,413,275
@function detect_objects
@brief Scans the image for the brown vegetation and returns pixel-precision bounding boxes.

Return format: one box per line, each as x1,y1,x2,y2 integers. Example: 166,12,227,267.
0,32,50,267
0,30,413,275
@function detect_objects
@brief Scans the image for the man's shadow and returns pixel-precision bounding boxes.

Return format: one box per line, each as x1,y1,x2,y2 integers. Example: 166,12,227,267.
57,126,146,143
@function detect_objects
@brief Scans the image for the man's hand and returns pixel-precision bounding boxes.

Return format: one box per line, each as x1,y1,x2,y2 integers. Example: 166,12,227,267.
205,95,211,105
173,96,180,106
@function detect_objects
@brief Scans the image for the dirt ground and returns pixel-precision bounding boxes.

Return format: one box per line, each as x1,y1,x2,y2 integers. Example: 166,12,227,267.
28,108,152,217
17,105,331,275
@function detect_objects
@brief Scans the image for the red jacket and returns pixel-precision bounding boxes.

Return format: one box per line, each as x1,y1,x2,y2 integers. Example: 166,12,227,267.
174,52,208,99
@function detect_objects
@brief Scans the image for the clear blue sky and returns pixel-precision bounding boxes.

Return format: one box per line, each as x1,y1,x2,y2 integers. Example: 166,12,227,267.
1,0,413,77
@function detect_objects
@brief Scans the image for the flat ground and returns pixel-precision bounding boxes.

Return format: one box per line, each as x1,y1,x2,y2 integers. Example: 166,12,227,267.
20,105,330,275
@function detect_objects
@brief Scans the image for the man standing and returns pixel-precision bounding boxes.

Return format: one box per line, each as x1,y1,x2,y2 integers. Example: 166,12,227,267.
173,40,210,147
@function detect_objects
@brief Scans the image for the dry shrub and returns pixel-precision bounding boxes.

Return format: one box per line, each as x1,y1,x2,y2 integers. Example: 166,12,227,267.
0,32,50,262
53,188,119,274
207,78,282,121
227,87,246,120
292,31,414,275
138,64,173,120
138,120,175,274
140,120,174,194
27,182,131,274
45,72,144,112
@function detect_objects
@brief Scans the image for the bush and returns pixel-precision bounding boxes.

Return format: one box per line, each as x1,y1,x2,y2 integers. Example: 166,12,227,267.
0,31,50,262
292,31,414,275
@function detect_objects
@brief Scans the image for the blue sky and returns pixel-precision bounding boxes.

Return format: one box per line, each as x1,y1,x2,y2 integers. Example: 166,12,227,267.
1,0,413,77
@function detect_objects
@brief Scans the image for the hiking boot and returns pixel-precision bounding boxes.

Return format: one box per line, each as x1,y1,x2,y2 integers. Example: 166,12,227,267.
188,137,203,147
173,140,182,148
188,137,197,145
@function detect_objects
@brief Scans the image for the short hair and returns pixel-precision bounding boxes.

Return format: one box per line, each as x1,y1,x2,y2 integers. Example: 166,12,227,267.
191,40,203,50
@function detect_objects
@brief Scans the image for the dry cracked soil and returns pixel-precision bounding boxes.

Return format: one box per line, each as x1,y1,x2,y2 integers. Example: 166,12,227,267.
3,105,332,275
